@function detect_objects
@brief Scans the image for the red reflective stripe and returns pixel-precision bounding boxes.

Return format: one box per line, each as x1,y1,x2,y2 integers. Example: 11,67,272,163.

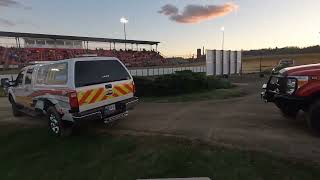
102,94,109,101
124,84,133,92
114,86,127,95
78,90,93,105
29,89,71,98
89,88,104,104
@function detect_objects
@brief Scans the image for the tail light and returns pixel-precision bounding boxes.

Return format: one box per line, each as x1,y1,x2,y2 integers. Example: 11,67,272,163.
132,81,136,94
69,91,79,112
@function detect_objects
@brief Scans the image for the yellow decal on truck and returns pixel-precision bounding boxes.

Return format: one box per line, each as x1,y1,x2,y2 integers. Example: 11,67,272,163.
77,83,133,106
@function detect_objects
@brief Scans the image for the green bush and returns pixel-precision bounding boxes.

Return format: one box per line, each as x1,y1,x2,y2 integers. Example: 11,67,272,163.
134,70,233,97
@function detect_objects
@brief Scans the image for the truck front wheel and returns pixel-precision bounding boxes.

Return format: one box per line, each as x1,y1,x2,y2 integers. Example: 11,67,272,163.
307,100,320,135
9,96,23,117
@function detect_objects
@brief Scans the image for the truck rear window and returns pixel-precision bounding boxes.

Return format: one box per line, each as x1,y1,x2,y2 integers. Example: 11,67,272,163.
75,60,131,87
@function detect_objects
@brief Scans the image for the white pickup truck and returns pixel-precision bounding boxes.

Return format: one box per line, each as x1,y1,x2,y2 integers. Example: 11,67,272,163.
8,57,138,136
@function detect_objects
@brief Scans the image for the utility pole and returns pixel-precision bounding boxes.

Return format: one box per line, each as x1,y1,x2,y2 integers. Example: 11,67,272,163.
120,17,128,50
221,26,225,50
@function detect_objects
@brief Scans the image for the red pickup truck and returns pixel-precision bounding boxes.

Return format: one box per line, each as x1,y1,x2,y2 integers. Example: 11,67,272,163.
262,63,320,134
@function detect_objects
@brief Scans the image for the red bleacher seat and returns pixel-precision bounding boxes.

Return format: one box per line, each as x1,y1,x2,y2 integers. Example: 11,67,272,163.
0,47,165,67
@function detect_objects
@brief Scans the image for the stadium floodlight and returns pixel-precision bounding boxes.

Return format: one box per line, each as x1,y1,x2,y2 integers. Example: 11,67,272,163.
120,17,128,24
120,17,129,50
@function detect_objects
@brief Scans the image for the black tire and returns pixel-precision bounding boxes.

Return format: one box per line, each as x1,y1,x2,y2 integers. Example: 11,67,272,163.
47,106,73,137
10,96,23,117
307,100,320,135
279,106,298,119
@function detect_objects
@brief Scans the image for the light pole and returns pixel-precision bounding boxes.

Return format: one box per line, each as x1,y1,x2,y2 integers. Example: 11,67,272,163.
120,17,128,50
221,26,225,50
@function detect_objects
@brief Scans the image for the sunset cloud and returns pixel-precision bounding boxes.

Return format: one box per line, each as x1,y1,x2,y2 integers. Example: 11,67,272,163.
0,0,30,9
159,2,238,24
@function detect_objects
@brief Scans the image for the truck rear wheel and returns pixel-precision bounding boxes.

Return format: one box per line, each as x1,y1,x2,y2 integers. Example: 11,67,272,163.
307,100,320,135
47,107,72,137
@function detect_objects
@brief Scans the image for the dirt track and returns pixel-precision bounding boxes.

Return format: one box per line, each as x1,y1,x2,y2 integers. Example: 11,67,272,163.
2,75,320,163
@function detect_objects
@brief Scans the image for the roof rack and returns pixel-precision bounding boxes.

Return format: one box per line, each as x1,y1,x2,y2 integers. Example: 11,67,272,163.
76,54,98,57
29,61,54,65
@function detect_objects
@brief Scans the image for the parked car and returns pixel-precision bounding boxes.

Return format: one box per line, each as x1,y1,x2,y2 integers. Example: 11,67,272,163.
271,59,295,74
262,63,320,134
0,78,9,87
8,56,138,136
1,78,12,96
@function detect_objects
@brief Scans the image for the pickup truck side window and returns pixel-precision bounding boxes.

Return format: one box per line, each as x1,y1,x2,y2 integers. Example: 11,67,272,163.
25,68,33,85
36,63,68,85
16,72,24,86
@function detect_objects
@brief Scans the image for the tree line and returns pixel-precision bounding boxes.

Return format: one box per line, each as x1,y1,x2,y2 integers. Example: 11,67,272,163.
243,45,320,57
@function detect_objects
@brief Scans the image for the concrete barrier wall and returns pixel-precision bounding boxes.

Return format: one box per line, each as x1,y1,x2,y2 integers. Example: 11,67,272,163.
129,66,206,77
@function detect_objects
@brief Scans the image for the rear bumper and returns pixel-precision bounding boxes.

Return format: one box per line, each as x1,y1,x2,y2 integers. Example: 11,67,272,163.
72,97,138,123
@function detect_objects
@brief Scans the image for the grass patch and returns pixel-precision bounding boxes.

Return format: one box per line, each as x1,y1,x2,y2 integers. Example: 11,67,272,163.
141,88,245,103
0,125,320,180
0,69,20,75
0,88,6,97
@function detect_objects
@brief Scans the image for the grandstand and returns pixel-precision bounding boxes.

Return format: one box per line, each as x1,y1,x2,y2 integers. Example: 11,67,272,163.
0,31,166,68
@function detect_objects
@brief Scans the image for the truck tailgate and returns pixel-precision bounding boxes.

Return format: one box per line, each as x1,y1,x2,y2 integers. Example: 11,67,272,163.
76,80,134,112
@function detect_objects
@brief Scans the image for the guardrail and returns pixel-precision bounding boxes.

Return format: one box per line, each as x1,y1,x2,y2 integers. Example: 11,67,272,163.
0,64,276,81
128,66,206,76
242,65,274,74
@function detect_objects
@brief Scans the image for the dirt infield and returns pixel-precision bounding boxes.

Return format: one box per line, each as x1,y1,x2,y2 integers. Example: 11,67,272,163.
243,53,320,73
2,75,320,163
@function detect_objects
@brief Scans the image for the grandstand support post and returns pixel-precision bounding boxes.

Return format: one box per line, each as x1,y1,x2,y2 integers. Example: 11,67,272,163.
109,42,111,50
86,41,89,51
131,43,133,50
156,44,158,52
136,44,139,51
17,37,21,48
15,37,18,48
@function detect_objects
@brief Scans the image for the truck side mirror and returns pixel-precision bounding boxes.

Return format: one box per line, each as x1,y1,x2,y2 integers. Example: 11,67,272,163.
10,80,16,87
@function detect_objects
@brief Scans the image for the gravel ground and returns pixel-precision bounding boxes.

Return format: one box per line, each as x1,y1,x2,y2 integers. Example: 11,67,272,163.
2,74,320,163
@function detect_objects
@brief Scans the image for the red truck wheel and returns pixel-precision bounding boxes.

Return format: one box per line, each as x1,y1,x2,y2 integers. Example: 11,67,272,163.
9,95,23,117
279,107,298,118
307,100,320,135
276,102,298,119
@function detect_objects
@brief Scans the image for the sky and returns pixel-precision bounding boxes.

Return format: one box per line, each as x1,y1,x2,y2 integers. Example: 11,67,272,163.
1,0,320,57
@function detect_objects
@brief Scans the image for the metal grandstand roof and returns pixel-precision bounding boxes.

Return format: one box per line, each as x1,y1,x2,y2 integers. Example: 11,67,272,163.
0,31,160,45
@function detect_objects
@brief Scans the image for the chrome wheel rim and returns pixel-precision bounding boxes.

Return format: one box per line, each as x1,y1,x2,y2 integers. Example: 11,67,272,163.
49,114,60,134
